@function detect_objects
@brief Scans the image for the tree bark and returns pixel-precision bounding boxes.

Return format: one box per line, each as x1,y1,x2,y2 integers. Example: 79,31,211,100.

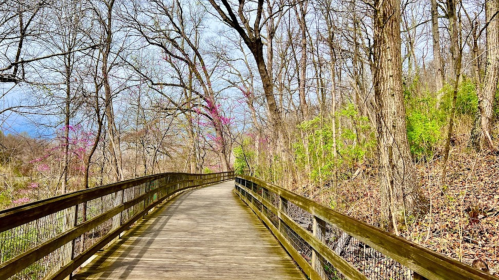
440,0,463,190
373,0,422,231
101,0,123,181
470,0,499,151
207,0,288,147
295,0,309,119
62,53,71,195
431,0,445,97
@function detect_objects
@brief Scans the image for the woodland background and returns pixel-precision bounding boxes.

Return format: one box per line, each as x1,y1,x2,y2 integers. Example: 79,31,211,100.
0,0,498,275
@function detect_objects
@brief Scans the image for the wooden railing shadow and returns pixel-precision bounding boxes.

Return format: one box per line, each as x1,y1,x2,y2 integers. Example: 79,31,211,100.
235,175,497,280
76,190,194,279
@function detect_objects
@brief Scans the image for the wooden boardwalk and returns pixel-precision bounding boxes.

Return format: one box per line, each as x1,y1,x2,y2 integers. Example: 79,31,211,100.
73,181,305,280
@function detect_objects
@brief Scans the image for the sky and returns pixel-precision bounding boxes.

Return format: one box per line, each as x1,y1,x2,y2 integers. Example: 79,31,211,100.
0,83,56,138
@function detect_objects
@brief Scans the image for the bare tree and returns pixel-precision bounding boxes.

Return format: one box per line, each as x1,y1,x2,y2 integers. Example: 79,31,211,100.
440,0,464,188
126,0,232,170
293,0,309,119
206,0,288,144
431,0,445,96
470,0,499,151
373,0,423,232
89,0,125,181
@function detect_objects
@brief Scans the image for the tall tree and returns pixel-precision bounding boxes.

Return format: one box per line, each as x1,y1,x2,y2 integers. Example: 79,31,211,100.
46,0,87,194
470,0,499,151
127,0,232,171
293,0,309,120
90,0,124,181
206,0,287,144
373,0,422,232
440,0,464,188
431,0,445,97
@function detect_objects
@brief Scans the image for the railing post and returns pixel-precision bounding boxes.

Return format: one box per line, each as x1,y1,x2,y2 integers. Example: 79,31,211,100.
143,183,150,219
312,215,326,278
278,196,288,232
258,186,264,212
249,181,254,204
244,179,249,201
69,204,79,280
118,189,125,239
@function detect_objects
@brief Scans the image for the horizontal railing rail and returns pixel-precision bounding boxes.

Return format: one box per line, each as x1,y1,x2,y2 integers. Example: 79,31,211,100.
235,175,496,280
0,171,234,280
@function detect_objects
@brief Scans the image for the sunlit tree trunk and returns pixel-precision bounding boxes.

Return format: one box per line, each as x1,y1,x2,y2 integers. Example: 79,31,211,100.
431,0,445,98
373,0,422,232
470,0,499,151
294,0,309,119
98,0,123,182
440,0,463,189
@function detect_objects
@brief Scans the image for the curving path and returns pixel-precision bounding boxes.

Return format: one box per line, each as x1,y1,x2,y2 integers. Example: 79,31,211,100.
73,181,305,280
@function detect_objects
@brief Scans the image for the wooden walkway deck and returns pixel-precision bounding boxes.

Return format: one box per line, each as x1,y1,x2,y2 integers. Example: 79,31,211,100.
73,181,305,280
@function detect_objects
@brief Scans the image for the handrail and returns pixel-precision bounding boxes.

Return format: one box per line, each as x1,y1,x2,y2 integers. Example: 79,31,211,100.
0,171,234,280
235,175,496,280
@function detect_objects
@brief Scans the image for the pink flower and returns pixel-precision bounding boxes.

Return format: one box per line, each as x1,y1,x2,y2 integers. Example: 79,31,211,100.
12,197,30,205
37,164,50,172
28,182,39,189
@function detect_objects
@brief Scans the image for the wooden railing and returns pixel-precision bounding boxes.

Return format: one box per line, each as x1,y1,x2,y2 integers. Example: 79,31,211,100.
0,171,233,280
235,175,496,280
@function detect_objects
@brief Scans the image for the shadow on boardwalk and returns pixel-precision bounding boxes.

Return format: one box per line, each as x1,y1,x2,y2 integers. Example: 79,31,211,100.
73,181,305,280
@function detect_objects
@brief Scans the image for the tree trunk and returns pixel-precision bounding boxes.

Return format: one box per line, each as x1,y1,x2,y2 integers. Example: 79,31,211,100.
62,52,71,195
373,0,422,232
431,0,445,98
440,0,463,190
470,0,499,151
101,0,122,181
295,0,309,119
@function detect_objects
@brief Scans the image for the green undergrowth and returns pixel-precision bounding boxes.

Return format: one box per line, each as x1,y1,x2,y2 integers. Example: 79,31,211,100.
404,77,478,160
294,104,375,183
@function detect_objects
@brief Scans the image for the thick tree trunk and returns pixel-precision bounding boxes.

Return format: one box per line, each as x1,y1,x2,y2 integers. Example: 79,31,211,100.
251,44,286,144
213,116,230,171
373,0,422,232
470,0,499,151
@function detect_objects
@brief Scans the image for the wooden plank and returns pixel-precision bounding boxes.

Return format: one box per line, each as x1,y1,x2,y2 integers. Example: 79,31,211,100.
236,182,366,280
312,216,326,278
239,175,496,280
235,188,319,280
72,182,304,280
0,173,233,280
49,178,232,280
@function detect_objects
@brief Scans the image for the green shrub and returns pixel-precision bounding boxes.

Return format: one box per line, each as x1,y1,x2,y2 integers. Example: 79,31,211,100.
440,78,478,116
407,110,441,158
0,192,10,209
404,85,444,159
404,78,477,159
294,104,375,182
203,167,213,174
234,145,253,175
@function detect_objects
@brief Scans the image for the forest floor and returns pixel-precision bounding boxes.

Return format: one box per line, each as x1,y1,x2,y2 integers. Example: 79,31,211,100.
302,134,499,277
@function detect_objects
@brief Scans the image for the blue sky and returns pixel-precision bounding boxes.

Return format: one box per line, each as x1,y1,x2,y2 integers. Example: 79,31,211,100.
0,83,55,138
